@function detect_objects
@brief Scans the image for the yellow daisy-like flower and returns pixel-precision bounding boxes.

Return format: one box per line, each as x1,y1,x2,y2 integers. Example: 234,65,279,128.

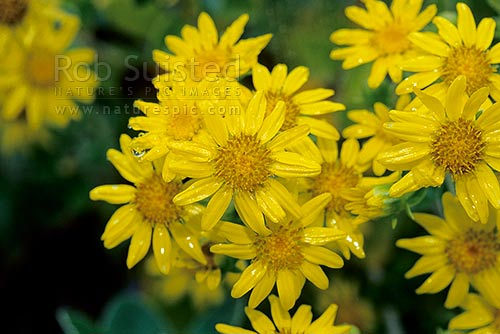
216,294,351,334
89,134,208,274
302,137,370,259
396,192,500,309
211,193,345,310
448,294,500,333
252,63,344,138
396,2,500,101
342,96,409,176
379,76,500,224
153,12,272,83
330,0,437,88
0,14,97,129
167,91,321,232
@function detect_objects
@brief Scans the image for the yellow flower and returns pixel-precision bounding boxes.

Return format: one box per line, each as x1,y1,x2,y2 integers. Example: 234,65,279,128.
0,13,97,129
396,2,500,102
342,96,409,175
153,12,272,83
89,134,208,273
330,0,437,88
167,91,321,232
210,193,345,310
448,294,500,333
379,76,500,224
396,192,500,309
252,63,344,138
302,137,370,259
216,295,351,334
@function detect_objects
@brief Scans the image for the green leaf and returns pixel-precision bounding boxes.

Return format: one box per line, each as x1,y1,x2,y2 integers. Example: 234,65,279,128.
99,293,172,334
56,308,99,334
186,296,246,334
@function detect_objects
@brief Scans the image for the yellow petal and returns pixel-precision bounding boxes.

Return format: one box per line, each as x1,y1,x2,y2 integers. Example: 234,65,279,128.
231,261,266,298
106,149,141,184
299,261,328,289
317,137,338,163
293,89,334,105
412,213,454,239
89,184,136,204
395,236,446,255
266,179,302,219
248,272,276,308
300,101,345,115
277,270,304,310
408,32,450,57
367,57,388,89
215,221,255,244
101,204,138,247
152,224,172,275
474,163,500,209
402,254,449,278
198,12,218,46
269,152,321,178
300,193,332,227
234,192,270,235
245,308,276,334
282,66,309,95
173,177,223,205
456,176,488,224
457,2,476,48
415,265,455,294
126,220,152,269
244,91,266,137
445,75,467,121
291,305,313,334
476,18,496,51
252,63,271,91
444,273,470,309
215,324,256,334
433,16,461,48
308,304,338,331
255,187,287,223
202,186,233,230
267,124,310,152
302,246,344,268
170,221,207,264
302,227,346,245
210,243,256,259
395,71,442,95
377,142,430,170
270,64,288,90
258,100,285,144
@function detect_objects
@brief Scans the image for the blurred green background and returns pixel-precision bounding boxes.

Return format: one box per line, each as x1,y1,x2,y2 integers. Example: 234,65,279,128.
1,0,499,333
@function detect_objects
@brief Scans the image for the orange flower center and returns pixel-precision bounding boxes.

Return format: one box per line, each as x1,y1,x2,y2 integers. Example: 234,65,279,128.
372,23,411,55
265,91,301,131
430,118,485,177
0,0,28,25
134,174,182,225
26,52,56,88
214,134,272,192
446,229,500,274
312,162,361,213
190,48,235,80
442,47,494,95
255,225,303,272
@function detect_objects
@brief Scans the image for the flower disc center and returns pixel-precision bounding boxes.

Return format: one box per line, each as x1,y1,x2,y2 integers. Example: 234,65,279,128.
373,23,410,55
0,0,28,26
255,226,303,272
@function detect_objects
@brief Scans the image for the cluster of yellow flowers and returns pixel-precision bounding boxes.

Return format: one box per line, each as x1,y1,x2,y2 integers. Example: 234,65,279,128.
90,1,500,332
0,0,97,153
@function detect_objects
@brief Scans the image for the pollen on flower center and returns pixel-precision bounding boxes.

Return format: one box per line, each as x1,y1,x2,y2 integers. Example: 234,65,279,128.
26,52,56,88
255,226,304,272
372,23,411,55
166,112,202,140
265,91,301,131
313,162,361,213
0,0,28,25
214,134,272,192
446,229,500,274
134,174,182,225
442,47,494,94
430,118,485,176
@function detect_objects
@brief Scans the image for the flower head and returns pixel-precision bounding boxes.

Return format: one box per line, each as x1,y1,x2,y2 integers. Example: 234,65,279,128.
89,134,208,273
216,294,351,334
167,91,321,232
396,2,500,102
396,192,500,309
252,63,344,139
153,12,272,83
379,76,500,223
0,13,97,129
330,0,437,88
211,193,345,310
